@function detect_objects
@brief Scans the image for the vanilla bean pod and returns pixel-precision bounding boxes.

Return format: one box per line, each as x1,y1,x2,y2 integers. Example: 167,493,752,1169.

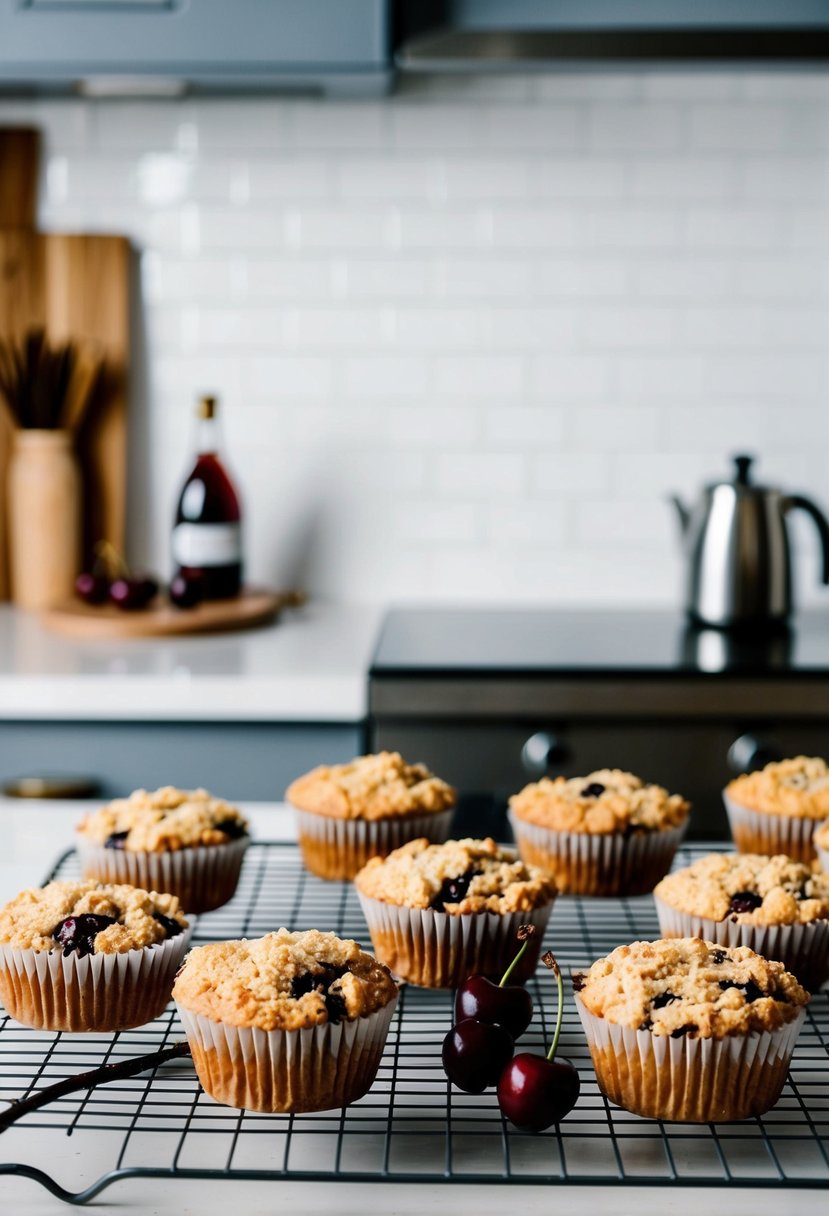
0,1040,192,1132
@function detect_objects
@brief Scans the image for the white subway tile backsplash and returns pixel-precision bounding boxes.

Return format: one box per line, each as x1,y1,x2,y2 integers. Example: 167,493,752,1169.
587,104,681,152
437,453,525,497
3,76,828,605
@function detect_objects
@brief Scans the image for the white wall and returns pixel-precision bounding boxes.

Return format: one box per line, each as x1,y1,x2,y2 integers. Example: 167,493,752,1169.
1,71,828,607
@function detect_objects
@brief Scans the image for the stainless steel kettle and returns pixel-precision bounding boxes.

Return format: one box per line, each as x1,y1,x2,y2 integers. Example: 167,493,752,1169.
671,455,829,629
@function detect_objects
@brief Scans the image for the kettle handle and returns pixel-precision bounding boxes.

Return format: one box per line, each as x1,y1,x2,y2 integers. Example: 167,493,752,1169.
784,494,829,584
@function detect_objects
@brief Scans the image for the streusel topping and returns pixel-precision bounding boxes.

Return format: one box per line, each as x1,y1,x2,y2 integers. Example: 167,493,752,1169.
814,821,829,851
77,786,249,851
509,769,690,834
574,938,808,1038
727,757,829,819
172,928,398,1031
654,852,829,926
286,752,456,822
0,880,187,953
354,837,555,914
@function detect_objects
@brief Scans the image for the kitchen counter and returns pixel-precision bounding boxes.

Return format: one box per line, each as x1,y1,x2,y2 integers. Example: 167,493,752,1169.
0,601,380,722
0,799,825,1214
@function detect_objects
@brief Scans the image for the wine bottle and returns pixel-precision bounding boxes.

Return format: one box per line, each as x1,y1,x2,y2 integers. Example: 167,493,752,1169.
172,395,242,600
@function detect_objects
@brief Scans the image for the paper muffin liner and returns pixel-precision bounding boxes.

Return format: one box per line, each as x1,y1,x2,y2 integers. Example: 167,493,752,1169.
356,890,552,988
0,925,192,1033
816,843,829,875
175,990,398,1113
575,994,804,1122
722,791,821,864
75,834,250,914
507,811,686,897
654,894,829,992
292,806,453,881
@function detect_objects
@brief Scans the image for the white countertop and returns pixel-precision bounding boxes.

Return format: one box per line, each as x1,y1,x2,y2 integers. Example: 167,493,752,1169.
0,800,823,1214
0,601,380,722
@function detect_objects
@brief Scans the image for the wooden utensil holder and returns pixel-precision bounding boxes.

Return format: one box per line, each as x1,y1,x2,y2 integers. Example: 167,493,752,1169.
7,428,81,609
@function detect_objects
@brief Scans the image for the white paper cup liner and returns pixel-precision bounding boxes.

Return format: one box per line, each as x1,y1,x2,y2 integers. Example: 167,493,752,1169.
507,811,686,896
0,925,192,1032
575,994,804,1122
292,806,453,881
75,833,250,914
722,791,821,864
356,890,552,988
176,990,398,1113
654,894,829,992
817,844,829,875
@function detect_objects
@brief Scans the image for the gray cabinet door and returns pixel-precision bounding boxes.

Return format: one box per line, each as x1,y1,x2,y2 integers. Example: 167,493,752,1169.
0,720,363,800
0,0,392,94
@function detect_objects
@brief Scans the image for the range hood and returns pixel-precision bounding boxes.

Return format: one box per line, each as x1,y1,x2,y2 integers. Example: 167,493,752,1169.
397,0,829,69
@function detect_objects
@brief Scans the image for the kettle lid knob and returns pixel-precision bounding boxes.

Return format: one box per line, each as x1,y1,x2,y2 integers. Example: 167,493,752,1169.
733,454,753,485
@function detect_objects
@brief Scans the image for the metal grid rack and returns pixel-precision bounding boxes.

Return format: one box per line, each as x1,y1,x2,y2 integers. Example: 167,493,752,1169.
0,842,828,1204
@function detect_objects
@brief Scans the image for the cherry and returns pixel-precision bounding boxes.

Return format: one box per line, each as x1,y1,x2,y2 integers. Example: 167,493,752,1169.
169,572,204,610
75,571,109,605
497,951,580,1131
442,1018,515,1093
109,576,158,611
455,924,536,1038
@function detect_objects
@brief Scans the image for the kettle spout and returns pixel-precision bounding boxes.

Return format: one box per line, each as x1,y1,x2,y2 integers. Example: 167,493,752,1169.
669,495,691,535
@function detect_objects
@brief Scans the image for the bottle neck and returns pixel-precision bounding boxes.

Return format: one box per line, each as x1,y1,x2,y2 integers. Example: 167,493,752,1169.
194,412,222,456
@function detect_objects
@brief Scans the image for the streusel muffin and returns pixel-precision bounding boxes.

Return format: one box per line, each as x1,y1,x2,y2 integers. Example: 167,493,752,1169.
354,837,555,988
508,769,690,896
724,757,829,862
286,752,455,880
173,928,398,1113
573,938,808,1122
655,852,829,990
814,820,829,873
0,879,190,1032
76,786,250,913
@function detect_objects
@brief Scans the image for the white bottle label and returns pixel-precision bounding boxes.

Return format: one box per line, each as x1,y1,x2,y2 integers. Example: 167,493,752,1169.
172,522,241,567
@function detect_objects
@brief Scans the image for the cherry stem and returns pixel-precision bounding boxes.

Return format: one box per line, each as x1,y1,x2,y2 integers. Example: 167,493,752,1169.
498,926,534,987
543,951,564,1064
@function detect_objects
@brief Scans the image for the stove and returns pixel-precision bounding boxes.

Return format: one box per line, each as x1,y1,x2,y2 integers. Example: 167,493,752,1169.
369,609,829,839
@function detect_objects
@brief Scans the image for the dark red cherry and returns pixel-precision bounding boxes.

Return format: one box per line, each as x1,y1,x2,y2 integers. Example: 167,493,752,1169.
169,572,204,610
442,1019,514,1093
454,923,536,1038
497,950,580,1131
109,576,158,611
75,571,110,605
455,974,533,1039
497,1054,580,1131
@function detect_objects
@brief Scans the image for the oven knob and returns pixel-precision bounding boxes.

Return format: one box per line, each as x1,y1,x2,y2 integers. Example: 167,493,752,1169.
521,731,566,776
727,734,781,775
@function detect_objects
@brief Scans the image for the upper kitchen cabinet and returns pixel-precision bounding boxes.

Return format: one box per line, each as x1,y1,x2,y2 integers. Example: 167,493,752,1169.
0,0,393,96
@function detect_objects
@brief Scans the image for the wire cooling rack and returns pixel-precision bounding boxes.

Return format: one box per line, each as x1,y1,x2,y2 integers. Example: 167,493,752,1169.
0,842,827,1204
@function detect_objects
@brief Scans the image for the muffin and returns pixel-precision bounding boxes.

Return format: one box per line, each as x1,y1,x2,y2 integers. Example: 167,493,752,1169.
354,836,555,988
173,928,398,1113
573,938,808,1122
0,879,190,1032
654,852,829,991
76,786,250,913
724,757,829,863
508,769,690,896
286,752,456,881
814,821,829,873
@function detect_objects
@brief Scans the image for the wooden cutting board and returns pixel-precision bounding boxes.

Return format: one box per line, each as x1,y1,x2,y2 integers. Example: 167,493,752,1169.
0,127,130,601
41,588,289,640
